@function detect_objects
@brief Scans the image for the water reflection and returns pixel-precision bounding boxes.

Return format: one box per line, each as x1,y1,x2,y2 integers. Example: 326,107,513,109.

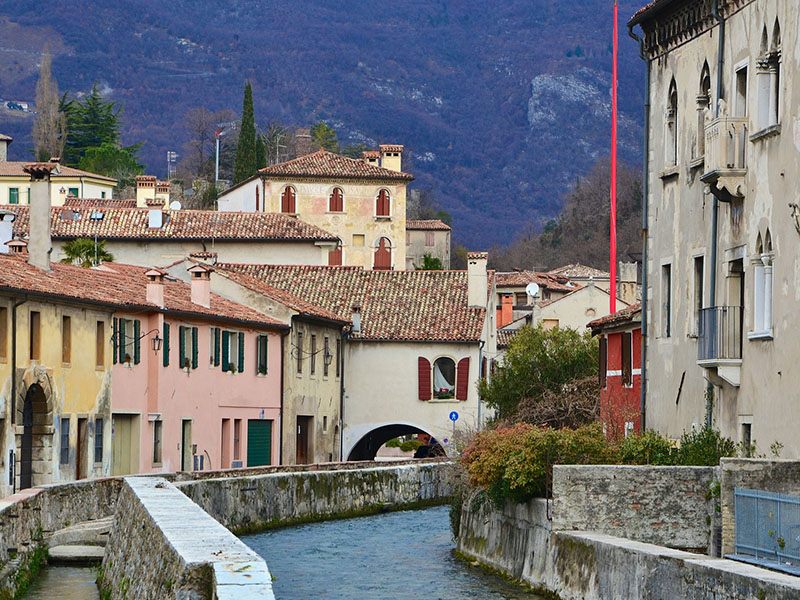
24,566,99,599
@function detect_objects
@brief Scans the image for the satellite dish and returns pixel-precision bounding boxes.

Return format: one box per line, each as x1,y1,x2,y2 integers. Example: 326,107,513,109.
169,201,182,211
525,282,540,298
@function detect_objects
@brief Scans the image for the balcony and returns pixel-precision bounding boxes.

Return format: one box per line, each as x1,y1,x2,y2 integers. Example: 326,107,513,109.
697,306,742,387
700,116,748,200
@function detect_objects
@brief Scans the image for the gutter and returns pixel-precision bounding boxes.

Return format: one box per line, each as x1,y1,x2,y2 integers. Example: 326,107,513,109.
629,23,650,431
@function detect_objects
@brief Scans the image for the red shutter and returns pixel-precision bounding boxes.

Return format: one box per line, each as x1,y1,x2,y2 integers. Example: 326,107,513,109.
481,356,487,380
281,187,296,213
599,337,608,388
377,189,390,216
456,357,470,400
328,246,342,266
330,188,343,212
418,357,431,400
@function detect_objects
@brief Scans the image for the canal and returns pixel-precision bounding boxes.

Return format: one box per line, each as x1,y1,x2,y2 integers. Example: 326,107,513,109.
242,505,544,599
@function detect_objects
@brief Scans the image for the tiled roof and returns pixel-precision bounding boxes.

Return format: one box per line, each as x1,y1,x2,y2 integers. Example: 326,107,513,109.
406,219,452,231
258,149,413,181
215,263,488,342
4,206,338,242
0,134,12,142
0,255,285,328
63,198,138,209
497,329,517,349
496,270,575,292
587,302,642,332
629,0,673,25
547,263,610,279
0,162,116,182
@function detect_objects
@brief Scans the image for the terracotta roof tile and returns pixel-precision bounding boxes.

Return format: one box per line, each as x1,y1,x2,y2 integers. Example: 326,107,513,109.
496,270,575,292
588,302,642,331
547,263,610,279
406,219,451,231
4,205,338,242
629,0,673,26
259,149,413,181
0,161,116,182
497,329,517,349
215,263,487,342
0,256,285,328
0,134,13,142
63,198,137,209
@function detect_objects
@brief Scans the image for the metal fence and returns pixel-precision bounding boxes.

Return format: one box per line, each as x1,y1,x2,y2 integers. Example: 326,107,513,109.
698,306,742,361
734,488,800,567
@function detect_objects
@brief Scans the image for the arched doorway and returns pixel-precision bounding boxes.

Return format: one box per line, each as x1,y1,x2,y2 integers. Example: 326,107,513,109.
19,383,49,489
373,237,392,270
347,423,438,461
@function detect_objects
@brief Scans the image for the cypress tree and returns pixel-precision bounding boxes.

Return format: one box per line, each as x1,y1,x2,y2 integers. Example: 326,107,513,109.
233,81,257,184
255,132,266,169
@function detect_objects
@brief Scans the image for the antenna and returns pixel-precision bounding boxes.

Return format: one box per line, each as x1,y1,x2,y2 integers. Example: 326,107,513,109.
525,282,540,298
169,200,182,211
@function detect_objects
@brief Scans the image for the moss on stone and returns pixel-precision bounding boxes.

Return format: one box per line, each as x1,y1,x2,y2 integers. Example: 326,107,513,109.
452,548,562,599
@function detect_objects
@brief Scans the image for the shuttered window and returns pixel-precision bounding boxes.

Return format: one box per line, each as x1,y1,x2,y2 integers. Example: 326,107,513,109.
112,318,118,364
179,325,187,368
417,357,431,400
237,332,245,374
256,335,268,374
599,337,608,388
456,357,470,400
118,319,127,364
296,332,303,374
133,319,141,364
329,187,344,212
281,186,296,213
192,327,199,369
622,332,633,387
162,323,170,367
222,331,230,371
376,189,390,216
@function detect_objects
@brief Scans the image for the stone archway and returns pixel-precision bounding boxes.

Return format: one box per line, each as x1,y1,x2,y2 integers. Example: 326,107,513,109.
15,367,56,490
347,423,436,461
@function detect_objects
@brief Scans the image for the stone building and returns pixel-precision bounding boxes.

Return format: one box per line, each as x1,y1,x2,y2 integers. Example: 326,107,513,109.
216,146,413,270
629,0,799,453
405,219,451,269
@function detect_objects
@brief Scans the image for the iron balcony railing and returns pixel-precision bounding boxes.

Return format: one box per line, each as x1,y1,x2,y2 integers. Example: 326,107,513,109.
697,306,742,361
733,488,800,573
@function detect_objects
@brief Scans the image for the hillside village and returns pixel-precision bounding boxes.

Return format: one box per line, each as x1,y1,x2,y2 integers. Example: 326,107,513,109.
2,0,800,598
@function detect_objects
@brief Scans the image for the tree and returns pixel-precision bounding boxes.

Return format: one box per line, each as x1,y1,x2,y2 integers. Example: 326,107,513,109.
310,121,339,152
263,122,289,166
233,81,257,184
479,323,598,420
341,142,369,158
407,188,453,226
61,83,121,167
182,107,216,180
60,238,114,268
78,142,144,187
415,254,443,270
255,132,266,169
33,49,66,162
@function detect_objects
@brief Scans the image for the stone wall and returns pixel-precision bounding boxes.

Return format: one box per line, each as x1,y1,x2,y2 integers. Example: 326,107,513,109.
177,461,452,532
553,465,718,552
100,477,273,600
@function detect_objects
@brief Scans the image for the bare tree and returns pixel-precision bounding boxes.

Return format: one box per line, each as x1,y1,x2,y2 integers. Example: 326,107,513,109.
33,49,66,161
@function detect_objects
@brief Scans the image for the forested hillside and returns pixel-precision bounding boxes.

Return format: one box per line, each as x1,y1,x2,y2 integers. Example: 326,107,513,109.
0,0,645,248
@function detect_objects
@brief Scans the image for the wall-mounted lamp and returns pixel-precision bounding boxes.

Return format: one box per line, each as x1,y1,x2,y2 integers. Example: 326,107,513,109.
324,348,333,366
151,332,162,353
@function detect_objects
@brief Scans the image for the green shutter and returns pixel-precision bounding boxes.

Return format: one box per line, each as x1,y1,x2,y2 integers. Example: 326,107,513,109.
118,319,127,363
9,188,18,205
214,328,220,366
112,318,118,364
133,320,141,364
162,323,170,367
247,420,272,466
179,325,186,368
191,327,198,369
221,331,229,371
238,332,245,374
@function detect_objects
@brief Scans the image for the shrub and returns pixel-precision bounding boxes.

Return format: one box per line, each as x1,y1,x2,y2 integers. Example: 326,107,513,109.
618,429,676,465
399,439,423,452
385,438,401,448
677,426,737,466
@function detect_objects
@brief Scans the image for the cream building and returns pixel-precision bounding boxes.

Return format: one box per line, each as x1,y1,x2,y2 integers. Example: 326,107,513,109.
630,0,800,453
217,146,413,270
134,175,171,207
406,219,451,269
0,135,117,205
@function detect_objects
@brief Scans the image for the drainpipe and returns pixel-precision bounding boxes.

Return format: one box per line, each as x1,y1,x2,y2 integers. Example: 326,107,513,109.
279,330,286,465
629,25,649,431
10,296,27,426
339,328,347,462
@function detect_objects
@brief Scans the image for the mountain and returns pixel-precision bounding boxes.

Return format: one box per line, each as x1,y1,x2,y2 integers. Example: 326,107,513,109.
0,0,645,248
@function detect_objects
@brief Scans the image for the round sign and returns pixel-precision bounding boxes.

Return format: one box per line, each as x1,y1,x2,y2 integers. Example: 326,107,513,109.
449,411,459,422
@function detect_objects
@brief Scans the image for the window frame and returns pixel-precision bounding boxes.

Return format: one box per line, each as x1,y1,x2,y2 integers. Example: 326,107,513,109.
60,416,70,465
375,188,391,218
256,334,269,375
281,185,297,214
96,321,105,369
432,356,456,399
62,315,72,364
9,187,19,205
29,310,41,361
329,187,344,213
94,417,104,464
153,419,163,465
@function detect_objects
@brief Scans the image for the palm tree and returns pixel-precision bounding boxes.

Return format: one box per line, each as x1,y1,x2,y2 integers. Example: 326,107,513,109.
60,238,114,267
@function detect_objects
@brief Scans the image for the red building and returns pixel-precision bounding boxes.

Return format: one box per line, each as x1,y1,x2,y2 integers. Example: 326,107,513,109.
588,303,642,439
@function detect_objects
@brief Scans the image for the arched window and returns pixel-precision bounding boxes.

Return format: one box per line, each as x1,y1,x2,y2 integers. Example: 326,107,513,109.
752,228,773,336
373,236,392,270
281,186,296,214
695,63,711,159
375,189,391,217
433,357,455,399
757,21,781,131
329,187,344,212
666,78,678,167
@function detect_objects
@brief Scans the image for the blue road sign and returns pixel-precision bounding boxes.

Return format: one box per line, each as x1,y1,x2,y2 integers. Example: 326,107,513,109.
449,411,459,422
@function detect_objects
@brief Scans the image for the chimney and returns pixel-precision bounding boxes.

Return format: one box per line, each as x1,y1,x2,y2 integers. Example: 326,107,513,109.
497,294,513,328
24,162,58,271
351,305,361,334
379,144,403,172
188,264,213,309
145,268,166,308
467,251,488,308
294,127,314,158
6,239,27,255
0,210,17,253
618,262,638,306
0,133,11,162
362,150,380,166
136,175,157,208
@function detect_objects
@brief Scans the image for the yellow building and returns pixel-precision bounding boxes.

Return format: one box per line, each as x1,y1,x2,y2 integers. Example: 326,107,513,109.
134,175,171,207
0,134,117,206
217,145,413,270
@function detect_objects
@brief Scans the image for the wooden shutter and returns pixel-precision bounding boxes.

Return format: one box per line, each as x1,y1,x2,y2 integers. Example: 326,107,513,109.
162,323,170,367
247,419,272,466
118,319,126,363
418,357,431,400
214,328,220,366
456,357,470,400
330,188,343,212
599,336,607,388
376,189,390,216
179,325,186,368
622,332,632,386
133,320,141,364
112,318,118,364
238,332,245,373
221,331,229,371
191,327,199,369
481,356,487,379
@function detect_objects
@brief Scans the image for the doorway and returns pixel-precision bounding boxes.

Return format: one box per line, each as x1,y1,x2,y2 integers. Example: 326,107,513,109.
181,419,193,471
247,419,272,467
76,418,88,479
111,413,140,475
19,384,50,490
296,415,313,464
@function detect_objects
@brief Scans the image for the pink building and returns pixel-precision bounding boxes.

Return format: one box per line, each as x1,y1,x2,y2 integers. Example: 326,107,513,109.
107,263,287,474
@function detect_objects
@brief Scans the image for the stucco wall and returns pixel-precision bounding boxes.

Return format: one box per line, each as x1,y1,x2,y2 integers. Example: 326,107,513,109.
406,229,451,270
537,283,627,333
0,178,115,207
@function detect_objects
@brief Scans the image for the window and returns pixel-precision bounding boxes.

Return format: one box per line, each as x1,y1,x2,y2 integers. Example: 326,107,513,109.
0,306,7,360
281,186,296,213
329,187,344,212
62,315,71,363
256,334,268,374
375,189,390,217
622,332,633,387
352,234,365,247
310,334,316,375
693,256,704,335
406,231,410,246
179,325,198,369
742,423,752,457
542,318,559,331
665,79,678,167
221,330,244,373
296,331,303,374
662,264,672,337
323,415,328,433
695,63,711,159
163,322,170,367
68,187,79,198
734,64,748,118
60,417,70,465
233,419,241,461
9,188,19,205
599,337,607,388
751,231,773,337
94,418,103,463
116,318,141,364
153,420,162,464
433,357,455,399
425,231,434,247
209,326,220,367
29,310,40,361
95,321,105,368
335,338,341,378
323,336,329,377
373,237,392,270
757,21,781,131
101,191,106,199
328,240,342,266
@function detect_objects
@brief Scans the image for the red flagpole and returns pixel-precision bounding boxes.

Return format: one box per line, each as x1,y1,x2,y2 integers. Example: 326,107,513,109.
610,0,618,313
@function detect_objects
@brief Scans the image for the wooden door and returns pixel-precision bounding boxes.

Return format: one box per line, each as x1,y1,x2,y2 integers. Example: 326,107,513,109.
221,419,231,470
296,416,312,464
76,418,88,479
111,414,134,476
373,237,391,270
247,420,272,467
19,395,34,489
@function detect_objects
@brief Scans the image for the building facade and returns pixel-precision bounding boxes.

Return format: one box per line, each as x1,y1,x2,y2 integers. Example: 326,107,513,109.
405,219,451,270
630,0,800,453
